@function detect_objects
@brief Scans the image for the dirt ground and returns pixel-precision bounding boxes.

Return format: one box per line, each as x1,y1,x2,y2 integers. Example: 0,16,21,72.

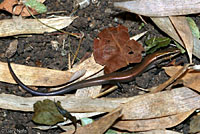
0,0,198,133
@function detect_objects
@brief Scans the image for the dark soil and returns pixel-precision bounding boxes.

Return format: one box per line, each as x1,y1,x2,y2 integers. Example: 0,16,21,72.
0,0,198,133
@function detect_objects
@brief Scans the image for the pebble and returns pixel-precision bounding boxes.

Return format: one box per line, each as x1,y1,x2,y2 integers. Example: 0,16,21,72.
104,8,112,14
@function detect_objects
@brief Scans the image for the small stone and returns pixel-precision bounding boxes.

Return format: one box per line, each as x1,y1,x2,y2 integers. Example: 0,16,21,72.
89,21,96,28
105,8,112,14
74,0,90,9
91,0,98,4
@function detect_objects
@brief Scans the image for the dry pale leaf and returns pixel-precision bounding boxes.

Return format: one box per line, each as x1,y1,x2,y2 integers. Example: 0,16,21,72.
38,0,46,3
151,17,183,45
151,17,200,59
57,123,81,132
0,55,103,87
169,16,193,63
0,93,132,112
0,16,77,37
0,61,72,86
61,108,122,134
121,87,200,120
137,130,182,134
75,81,102,98
164,66,200,92
0,88,199,116
114,110,194,131
114,0,200,17
130,31,147,41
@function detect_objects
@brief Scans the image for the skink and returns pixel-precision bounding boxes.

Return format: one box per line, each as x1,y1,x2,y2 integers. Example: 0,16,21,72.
7,48,180,96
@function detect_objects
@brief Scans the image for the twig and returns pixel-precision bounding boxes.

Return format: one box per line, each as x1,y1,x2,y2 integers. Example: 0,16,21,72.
150,64,191,93
71,32,84,65
25,6,80,38
93,85,118,98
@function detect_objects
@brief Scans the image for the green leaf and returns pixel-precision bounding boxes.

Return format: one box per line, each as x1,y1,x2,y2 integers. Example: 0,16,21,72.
32,99,64,125
81,117,94,126
139,23,144,30
145,37,171,54
105,129,118,134
187,17,200,39
105,129,136,134
122,132,136,134
174,41,186,53
25,0,47,13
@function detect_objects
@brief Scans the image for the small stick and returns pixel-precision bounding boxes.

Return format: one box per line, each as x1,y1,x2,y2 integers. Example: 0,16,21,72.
150,64,191,93
71,32,84,65
25,6,80,38
93,85,118,98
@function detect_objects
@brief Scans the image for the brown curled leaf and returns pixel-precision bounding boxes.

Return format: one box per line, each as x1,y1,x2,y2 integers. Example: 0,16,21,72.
0,0,39,16
5,39,18,58
93,25,144,73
